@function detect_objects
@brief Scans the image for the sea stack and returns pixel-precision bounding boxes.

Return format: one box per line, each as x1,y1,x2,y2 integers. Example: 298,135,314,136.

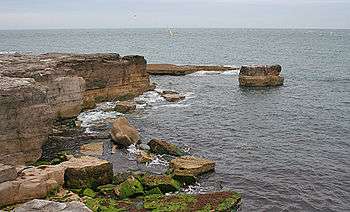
238,65,284,87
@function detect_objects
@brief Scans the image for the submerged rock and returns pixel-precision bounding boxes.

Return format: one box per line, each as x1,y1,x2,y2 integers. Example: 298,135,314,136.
148,139,185,157
62,156,113,189
114,100,136,113
170,156,215,177
13,199,91,212
239,64,284,87
160,91,186,102
110,117,140,147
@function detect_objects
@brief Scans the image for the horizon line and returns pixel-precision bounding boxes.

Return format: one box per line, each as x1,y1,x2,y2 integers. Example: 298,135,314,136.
1,27,350,31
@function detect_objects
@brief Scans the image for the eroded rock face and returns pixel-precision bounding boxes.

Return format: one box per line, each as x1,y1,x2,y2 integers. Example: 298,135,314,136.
0,77,54,165
13,199,92,212
0,53,153,118
239,65,284,87
170,156,215,177
110,117,140,147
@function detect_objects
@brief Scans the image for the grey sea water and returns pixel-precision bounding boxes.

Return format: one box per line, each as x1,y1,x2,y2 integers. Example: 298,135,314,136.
1,28,349,211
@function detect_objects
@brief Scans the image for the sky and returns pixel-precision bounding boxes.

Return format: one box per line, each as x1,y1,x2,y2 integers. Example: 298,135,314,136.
0,0,349,29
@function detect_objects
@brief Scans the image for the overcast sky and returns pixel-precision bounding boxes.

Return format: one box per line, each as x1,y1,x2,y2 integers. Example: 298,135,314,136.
0,0,349,29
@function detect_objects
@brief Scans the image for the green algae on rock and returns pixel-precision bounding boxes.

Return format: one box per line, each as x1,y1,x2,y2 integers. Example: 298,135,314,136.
82,188,96,198
141,175,181,193
143,191,241,212
114,176,144,199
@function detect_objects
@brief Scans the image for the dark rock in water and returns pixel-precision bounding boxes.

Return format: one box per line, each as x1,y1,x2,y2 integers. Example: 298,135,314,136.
114,100,136,113
140,174,181,193
160,91,186,102
239,64,284,87
148,139,185,156
63,156,113,189
110,117,140,147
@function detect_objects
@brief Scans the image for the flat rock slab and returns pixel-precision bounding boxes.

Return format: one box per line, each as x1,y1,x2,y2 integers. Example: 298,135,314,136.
170,156,215,177
13,199,92,212
80,142,104,156
0,164,17,183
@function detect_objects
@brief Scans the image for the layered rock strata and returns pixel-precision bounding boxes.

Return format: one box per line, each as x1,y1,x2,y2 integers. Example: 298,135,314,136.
0,53,152,165
239,64,284,87
147,64,237,75
0,77,54,165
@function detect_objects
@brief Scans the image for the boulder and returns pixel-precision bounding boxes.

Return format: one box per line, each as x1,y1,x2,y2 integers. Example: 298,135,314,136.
62,156,113,189
148,139,185,156
114,100,136,113
141,175,181,193
13,199,92,212
0,164,17,183
0,77,54,165
110,117,140,147
136,151,155,163
239,65,284,87
170,156,215,177
0,165,65,207
113,176,144,199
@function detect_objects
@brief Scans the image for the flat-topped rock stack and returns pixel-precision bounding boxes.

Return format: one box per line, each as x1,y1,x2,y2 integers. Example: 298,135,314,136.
0,53,153,165
239,64,284,87
147,64,237,75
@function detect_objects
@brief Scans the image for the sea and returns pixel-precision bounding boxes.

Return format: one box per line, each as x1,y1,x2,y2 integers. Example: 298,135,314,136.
1,28,349,211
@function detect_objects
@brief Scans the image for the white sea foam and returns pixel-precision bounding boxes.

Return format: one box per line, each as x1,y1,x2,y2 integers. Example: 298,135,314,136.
135,91,164,105
188,71,222,76
220,70,240,75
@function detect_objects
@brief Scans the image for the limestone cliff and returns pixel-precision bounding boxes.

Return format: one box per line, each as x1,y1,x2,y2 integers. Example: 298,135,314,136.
0,53,153,165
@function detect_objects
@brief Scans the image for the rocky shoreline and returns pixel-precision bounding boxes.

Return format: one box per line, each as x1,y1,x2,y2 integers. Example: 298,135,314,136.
0,53,244,212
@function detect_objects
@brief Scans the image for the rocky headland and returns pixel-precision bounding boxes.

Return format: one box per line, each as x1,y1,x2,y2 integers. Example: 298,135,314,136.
147,64,238,75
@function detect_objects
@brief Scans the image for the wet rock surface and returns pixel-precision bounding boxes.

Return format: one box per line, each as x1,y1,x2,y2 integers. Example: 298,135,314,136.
239,64,284,87
170,156,215,177
110,117,140,147
114,100,136,113
148,139,185,156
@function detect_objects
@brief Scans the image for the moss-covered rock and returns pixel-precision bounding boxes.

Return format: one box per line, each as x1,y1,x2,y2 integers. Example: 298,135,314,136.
114,176,144,199
143,191,241,212
84,197,127,212
148,139,185,156
97,184,116,195
144,187,163,196
141,175,181,194
83,188,96,198
63,156,113,189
